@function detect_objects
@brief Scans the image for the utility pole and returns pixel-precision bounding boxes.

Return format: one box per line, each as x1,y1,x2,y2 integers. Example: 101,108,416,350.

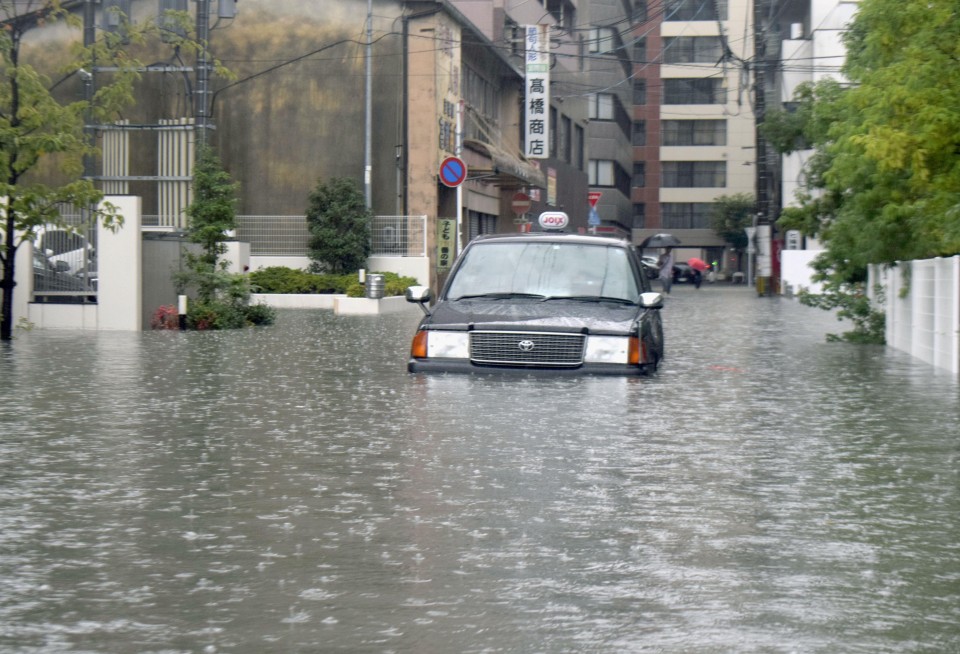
82,0,96,180
364,0,373,209
753,0,773,296
195,0,211,145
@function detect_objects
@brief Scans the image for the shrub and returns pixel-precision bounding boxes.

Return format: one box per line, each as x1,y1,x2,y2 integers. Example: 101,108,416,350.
306,178,371,274
245,303,277,326
249,267,417,298
249,266,352,294
151,305,179,330
185,298,276,330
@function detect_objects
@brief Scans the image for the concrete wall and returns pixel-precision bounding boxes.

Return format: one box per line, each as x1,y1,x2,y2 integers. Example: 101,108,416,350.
780,249,825,296
21,196,143,331
872,256,960,375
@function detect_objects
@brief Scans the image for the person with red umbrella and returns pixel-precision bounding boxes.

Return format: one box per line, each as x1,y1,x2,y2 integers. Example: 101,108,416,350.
687,257,709,289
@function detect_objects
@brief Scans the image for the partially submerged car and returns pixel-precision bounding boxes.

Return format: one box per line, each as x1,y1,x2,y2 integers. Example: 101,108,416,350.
406,227,664,375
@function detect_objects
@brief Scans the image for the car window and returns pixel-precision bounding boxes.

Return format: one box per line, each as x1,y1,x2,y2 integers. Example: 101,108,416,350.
40,231,88,255
446,242,640,302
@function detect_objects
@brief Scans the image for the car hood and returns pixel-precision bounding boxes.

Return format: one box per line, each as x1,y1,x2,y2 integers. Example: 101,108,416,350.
424,298,640,335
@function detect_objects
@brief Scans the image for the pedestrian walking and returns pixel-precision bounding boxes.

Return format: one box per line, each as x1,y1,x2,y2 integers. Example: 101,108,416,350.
658,248,674,294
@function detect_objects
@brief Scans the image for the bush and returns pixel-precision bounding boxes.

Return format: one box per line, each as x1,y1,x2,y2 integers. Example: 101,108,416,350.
186,299,276,330
345,272,419,298
245,303,277,326
249,266,352,294
249,267,417,297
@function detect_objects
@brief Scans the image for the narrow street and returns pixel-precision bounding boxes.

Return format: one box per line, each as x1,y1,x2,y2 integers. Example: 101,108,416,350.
2,285,958,653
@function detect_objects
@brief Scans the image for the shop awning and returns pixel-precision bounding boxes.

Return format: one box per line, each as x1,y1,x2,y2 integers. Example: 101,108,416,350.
462,138,546,190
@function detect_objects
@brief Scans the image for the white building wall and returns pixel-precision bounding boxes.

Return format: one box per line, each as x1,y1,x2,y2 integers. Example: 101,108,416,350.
22,196,143,331
778,0,860,294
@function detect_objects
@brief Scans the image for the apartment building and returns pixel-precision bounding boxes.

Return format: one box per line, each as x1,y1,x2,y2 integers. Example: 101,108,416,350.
631,0,758,263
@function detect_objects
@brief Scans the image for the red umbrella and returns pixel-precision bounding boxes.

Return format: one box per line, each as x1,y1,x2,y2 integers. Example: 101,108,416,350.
688,257,710,271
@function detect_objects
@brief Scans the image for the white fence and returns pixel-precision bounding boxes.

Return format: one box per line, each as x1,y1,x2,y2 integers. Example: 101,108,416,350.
870,256,960,375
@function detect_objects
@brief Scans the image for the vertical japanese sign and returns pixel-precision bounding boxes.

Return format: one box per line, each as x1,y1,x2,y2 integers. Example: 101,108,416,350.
437,218,456,271
436,17,461,159
524,24,550,159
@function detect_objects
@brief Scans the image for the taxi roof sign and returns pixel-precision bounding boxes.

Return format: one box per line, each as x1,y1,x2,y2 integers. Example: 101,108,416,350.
538,211,569,231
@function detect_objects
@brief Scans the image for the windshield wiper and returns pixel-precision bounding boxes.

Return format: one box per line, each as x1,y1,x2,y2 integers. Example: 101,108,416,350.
541,295,636,305
451,292,547,301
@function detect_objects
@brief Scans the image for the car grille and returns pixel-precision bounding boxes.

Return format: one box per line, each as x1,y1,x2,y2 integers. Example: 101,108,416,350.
470,331,585,367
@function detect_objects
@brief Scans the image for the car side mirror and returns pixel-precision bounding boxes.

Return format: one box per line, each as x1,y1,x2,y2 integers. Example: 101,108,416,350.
405,285,433,315
639,291,663,309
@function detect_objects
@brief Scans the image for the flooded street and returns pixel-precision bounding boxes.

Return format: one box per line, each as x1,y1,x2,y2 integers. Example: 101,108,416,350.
2,285,959,653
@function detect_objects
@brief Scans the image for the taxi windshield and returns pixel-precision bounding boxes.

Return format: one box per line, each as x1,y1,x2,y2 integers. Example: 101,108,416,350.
446,241,639,302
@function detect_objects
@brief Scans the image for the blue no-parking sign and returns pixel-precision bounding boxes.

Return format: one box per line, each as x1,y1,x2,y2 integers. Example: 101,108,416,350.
439,156,467,188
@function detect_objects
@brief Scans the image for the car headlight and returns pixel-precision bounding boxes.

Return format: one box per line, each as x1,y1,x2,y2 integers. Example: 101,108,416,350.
411,330,470,359
584,335,636,364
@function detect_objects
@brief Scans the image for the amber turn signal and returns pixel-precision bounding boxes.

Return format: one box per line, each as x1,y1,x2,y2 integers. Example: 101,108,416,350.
628,336,642,365
410,331,429,358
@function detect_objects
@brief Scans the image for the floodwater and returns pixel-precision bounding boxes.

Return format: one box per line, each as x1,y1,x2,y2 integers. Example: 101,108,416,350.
1,285,959,653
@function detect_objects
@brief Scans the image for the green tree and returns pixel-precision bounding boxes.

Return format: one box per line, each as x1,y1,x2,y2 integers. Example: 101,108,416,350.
0,1,223,341
762,0,960,344
768,0,960,277
175,144,274,329
710,193,755,252
306,177,371,274
182,144,239,302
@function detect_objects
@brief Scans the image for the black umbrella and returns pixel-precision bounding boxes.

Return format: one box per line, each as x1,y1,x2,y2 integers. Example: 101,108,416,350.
639,233,682,248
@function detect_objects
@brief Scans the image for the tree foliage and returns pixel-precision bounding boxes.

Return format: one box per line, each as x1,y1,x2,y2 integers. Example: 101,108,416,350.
761,0,958,344
306,177,371,274
174,144,274,329
710,193,755,251
0,1,227,340
185,144,238,283
766,0,960,283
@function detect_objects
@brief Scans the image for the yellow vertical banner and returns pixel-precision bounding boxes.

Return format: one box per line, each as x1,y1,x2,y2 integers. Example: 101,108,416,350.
437,218,456,271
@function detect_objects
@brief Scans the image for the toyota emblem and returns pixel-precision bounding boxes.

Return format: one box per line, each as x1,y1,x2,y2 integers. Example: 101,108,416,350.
517,339,536,352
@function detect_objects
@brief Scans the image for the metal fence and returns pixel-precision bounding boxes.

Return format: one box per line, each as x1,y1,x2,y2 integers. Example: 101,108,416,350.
370,215,427,257
235,216,310,256
32,206,98,301
235,215,427,258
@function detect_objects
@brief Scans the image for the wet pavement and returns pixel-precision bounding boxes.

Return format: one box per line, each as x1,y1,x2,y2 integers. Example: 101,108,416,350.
1,284,959,653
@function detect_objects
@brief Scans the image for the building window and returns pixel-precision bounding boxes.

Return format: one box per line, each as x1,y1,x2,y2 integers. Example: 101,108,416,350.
663,36,723,64
661,203,715,229
589,160,616,187
632,120,646,146
633,79,647,105
632,162,645,188
550,106,558,158
634,36,646,62
560,115,572,162
661,161,726,187
588,93,615,120
588,27,618,53
662,119,726,145
633,203,646,228
574,125,585,170
664,0,727,21
663,78,726,104
103,0,132,29
462,64,501,141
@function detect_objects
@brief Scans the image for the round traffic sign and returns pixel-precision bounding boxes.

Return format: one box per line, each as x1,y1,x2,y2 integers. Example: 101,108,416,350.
439,156,467,188
511,192,531,215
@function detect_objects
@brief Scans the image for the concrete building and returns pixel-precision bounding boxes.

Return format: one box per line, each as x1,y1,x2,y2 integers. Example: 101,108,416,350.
776,0,858,294
630,0,760,271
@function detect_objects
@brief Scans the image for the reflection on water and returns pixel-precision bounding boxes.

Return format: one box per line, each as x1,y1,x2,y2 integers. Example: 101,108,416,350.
1,287,959,653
